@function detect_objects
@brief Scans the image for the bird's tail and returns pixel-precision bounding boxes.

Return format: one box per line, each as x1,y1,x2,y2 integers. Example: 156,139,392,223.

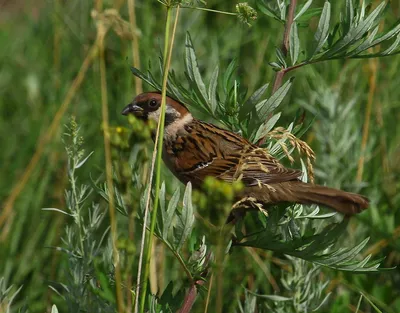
280,181,369,215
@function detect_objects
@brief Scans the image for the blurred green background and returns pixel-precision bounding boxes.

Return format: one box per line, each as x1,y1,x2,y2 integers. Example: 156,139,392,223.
0,0,399,312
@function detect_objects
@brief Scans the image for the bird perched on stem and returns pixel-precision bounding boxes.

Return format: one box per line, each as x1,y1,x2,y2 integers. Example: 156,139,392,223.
122,92,368,219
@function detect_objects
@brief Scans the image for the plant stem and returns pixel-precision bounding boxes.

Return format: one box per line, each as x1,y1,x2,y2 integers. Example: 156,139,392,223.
128,0,143,94
357,58,377,182
137,6,180,313
272,0,297,93
256,0,298,147
181,6,237,16
282,0,297,56
178,280,205,313
98,20,124,313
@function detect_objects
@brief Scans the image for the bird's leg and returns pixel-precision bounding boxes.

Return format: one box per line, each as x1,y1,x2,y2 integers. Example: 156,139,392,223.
226,197,266,224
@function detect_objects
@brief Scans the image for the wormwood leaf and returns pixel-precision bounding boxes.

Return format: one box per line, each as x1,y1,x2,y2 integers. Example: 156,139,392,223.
252,112,281,143
294,0,313,21
369,23,400,48
275,47,287,68
185,33,208,106
256,78,293,117
313,1,331,57
130,66,161,90
346,25,379,57
208,65,219,113
343,0,354,34
289,22,300,65
174,183,194,251
257,1,284,22
381,32,400,55
157,183,166,236
163,187,180,240
238,83,269,121
325,2,386,58
237,220,385,272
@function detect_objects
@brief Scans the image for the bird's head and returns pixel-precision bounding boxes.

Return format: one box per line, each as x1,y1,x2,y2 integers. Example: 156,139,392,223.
122,92,191,127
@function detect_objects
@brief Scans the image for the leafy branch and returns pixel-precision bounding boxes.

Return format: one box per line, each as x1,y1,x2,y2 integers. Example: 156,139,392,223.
262,0,400,89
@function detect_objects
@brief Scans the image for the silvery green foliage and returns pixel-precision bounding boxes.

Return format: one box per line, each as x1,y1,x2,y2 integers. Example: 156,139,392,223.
246,258,331,313
0,277,24,313
259,0,400,69
44,118,113,313
138,182,209,279
299,86,368,189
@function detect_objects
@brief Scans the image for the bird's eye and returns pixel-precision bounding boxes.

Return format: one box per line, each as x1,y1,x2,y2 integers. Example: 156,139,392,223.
149,99,158,108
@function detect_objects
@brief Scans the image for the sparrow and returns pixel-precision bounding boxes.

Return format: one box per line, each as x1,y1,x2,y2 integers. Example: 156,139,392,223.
122,92,369,216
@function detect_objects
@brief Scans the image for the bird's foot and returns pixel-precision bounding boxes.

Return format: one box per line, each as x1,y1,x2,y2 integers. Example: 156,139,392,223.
226,197,266,224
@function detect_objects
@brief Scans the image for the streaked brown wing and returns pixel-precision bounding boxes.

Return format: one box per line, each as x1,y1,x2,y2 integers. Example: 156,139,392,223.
173,120,302,187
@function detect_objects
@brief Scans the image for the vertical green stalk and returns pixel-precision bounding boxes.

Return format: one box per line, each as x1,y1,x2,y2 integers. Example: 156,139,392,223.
98,21,124,313
138,4,180,313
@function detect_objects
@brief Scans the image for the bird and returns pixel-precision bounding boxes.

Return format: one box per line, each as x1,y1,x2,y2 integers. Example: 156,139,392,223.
122,91,369,218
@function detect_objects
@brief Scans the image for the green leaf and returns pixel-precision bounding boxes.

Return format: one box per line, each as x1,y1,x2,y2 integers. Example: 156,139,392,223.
275,47,287,68
163,187,180,240
257,1,284,22
223,59,238,94
208,65,219,113
370,23,400,47
325,2,386,58
294,0,313,21
157,182,166,236
185,33,208,105
360,292,384,313
237,220,386,272
346,25,379,57
381,32,400,55
174,183,194,251
296,8,323,25
130,66,161,90
343,0,354,34
246,289,292,301
239,83,269,121
290,22,300,65
313,1,331,56
252,112,281,143
256,78,293,117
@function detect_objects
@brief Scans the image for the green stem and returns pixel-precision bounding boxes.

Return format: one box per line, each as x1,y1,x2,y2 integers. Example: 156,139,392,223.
139,6,179,313
181,6,237,16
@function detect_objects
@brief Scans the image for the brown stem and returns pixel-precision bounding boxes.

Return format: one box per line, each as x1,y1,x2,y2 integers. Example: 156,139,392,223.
273,0,297,93
177,280,205,313
281,0,297,56
257,0,297,147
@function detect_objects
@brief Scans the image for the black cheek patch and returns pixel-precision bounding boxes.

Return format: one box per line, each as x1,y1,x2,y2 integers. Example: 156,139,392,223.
164,111,179,126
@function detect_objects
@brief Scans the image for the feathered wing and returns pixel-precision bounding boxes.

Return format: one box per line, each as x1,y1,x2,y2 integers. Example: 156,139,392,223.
167,119,368,215
171,119,302,187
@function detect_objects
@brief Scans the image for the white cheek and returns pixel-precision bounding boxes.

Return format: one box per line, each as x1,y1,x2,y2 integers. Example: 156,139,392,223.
148,108,161,121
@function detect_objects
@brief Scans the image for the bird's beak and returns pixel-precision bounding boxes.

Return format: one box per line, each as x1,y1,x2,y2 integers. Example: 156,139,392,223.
121,103,143,116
